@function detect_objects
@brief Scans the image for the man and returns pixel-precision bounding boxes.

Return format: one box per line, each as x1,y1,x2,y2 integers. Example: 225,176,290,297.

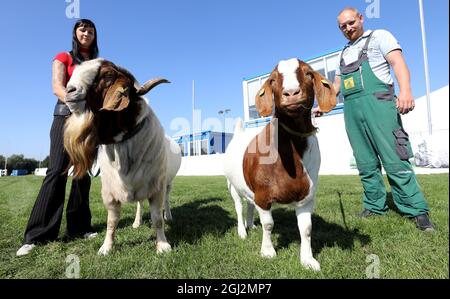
332,7,433,231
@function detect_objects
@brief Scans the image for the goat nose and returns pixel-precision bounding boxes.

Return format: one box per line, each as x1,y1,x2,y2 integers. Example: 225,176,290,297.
67,86,76,93
283,88,301,97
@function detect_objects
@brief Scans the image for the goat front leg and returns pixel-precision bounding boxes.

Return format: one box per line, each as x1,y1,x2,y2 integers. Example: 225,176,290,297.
255,204,276,258
296,201,320,271
245,201,257,230
229,183,247,239
132,200,144,228
149,190,171,254
98,200,121,256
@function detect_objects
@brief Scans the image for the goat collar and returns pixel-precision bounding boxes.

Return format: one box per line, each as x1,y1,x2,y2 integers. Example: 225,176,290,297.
279,122,318,138
104,117,147,163
121,116,147,142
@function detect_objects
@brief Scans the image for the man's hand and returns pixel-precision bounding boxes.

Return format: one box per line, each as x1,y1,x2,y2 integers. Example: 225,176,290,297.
312,107,324,117
386,50,415,115
396,88,415,115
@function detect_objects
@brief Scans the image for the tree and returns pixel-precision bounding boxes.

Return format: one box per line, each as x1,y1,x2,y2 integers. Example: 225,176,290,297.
6,154,39,175
0,155,5,170
7,154,24,173
41,155,50,168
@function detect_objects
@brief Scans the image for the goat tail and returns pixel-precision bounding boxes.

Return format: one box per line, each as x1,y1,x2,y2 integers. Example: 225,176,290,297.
64,111,98,179
234,118,244,135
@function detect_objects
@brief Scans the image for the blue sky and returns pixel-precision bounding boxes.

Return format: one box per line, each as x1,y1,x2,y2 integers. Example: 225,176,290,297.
0,0,448,160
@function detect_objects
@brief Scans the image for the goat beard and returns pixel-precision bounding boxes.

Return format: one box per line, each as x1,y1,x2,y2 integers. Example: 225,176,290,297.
64,111,98,179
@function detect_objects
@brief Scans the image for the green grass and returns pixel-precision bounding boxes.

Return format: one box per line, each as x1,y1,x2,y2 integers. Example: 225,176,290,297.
0,174,448,279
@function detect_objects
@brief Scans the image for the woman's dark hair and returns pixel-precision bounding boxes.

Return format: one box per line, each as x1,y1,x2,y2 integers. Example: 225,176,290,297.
70,19,99,65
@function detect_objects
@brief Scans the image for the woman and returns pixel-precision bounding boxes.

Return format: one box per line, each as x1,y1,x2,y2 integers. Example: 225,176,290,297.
17,19,100,256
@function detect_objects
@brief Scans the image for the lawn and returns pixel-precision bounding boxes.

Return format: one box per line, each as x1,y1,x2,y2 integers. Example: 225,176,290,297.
0,174,448,279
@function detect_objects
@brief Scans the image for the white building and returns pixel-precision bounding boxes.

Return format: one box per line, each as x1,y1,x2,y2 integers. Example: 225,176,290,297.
174,131,233,157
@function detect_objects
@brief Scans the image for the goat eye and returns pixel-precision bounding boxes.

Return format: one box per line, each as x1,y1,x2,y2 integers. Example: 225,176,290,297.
103,71,116,79
105,74,115,80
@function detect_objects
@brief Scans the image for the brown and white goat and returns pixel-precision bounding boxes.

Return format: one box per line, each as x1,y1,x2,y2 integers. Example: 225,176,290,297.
63,58,176,255
223,58,336,271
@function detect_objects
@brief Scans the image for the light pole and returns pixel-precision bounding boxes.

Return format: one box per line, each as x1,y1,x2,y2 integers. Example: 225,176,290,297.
218,109,231,154
218,109,231,133
418,0,432,135
192,80,196,156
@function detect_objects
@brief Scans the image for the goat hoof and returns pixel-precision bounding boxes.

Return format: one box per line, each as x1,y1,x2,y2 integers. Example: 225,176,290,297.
244,220,257,230
132,221,141,229
301,258,321,271
156,242,172,254
237,227,247,239
98,244,112,256
261,248,276,258
248,223,257,230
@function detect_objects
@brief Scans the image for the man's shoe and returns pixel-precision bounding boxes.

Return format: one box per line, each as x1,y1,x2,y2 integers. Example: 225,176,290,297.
413,214,434,231
358,209,377,218
16,244,36,256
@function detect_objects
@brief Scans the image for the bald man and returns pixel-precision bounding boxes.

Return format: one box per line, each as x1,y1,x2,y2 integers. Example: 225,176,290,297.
333,7,433,231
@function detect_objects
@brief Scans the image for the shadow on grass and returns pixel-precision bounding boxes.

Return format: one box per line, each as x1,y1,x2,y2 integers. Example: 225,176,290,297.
90,194,372,253
272,208,371,255
386,192,403,216
91,217,135,234
166,197,235,246
91,197,235,247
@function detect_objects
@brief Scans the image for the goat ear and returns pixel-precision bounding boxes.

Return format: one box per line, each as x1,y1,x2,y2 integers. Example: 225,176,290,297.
255,79,274,117
101,84,130,112
311,71,337,113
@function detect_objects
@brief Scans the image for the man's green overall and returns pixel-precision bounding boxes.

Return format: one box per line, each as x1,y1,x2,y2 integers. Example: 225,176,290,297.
340,31,428,217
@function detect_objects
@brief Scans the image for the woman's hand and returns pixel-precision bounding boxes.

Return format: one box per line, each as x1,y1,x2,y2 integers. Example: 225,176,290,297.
52,60,67,101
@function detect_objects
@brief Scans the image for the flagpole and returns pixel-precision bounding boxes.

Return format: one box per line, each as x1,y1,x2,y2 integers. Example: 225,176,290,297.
419,0,433,135
192,80,196,156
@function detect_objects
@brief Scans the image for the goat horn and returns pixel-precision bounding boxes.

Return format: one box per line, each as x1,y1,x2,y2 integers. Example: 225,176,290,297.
136,78,170,95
